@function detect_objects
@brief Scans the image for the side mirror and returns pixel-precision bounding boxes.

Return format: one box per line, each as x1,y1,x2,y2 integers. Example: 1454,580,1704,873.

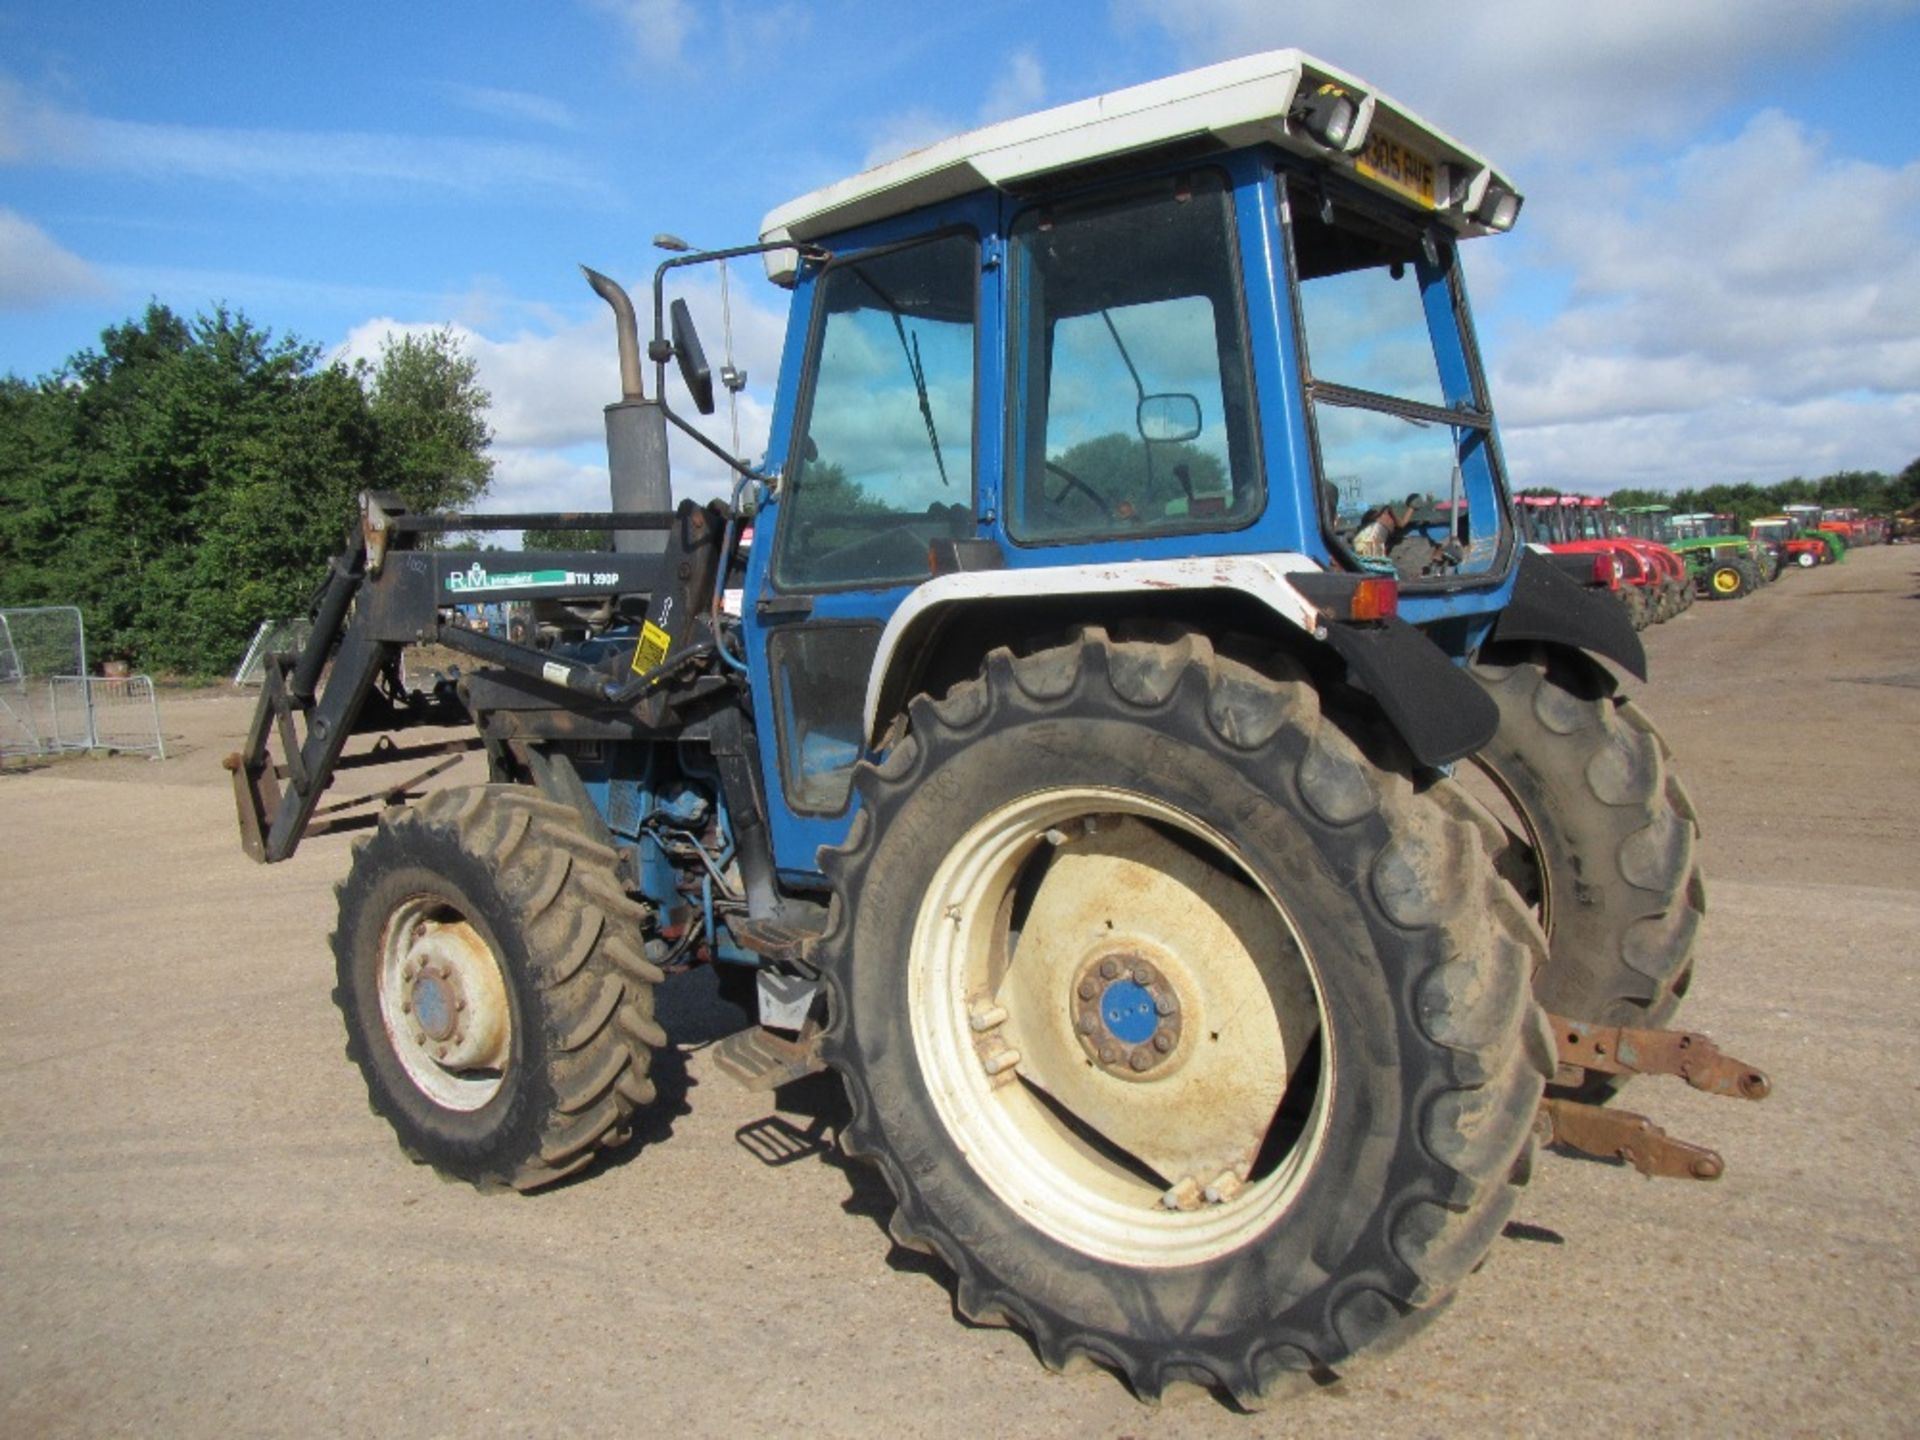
670,298,716,415
1138,393,1202,444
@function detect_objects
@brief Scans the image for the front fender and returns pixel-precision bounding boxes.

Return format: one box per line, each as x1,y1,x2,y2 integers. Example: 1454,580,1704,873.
1486,547,1647,680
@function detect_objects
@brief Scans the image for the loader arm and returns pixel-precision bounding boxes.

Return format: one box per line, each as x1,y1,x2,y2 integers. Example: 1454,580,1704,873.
226,491,729,862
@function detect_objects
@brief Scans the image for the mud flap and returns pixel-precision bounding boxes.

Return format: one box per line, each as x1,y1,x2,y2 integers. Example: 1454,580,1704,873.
1319,615,1500,768
1488,548,1648,679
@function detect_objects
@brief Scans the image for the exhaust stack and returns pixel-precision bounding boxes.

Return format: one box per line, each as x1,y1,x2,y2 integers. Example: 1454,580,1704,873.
582,265,671,554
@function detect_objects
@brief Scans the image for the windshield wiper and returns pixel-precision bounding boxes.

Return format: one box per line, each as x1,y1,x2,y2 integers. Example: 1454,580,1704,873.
851,265,950,488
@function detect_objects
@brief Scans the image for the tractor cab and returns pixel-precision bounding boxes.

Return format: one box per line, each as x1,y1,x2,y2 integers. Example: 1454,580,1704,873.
730,50,1556,849
1620,505,1677,546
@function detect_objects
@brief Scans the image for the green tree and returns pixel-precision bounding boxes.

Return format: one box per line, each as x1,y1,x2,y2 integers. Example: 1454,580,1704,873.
0,305,494,674
522,526,613,550
365,328,494,513
1048,433,1229,519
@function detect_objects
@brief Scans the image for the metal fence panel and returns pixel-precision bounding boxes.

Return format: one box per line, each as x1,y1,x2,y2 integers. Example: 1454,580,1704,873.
234,617,313,687
71,675,167,759
0,607,164,761
0,615,43,758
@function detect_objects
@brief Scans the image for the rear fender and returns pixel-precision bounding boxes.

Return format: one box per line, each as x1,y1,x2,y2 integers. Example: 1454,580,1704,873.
860,555,1501,769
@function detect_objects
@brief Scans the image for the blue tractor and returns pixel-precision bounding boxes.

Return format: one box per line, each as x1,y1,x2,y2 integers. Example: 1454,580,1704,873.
230,51,1765,1402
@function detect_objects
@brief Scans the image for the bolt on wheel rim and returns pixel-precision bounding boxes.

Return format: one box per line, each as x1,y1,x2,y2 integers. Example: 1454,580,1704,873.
908,788,1332,1268
378,895,513,1111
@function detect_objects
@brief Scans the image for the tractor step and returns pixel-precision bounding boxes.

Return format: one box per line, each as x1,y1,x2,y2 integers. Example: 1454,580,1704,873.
726,905,829,964
712,1022,825,1091
1539,1013,1771,1180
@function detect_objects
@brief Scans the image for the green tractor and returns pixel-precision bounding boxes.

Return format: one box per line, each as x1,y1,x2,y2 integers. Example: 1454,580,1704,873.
1668,512,1766,599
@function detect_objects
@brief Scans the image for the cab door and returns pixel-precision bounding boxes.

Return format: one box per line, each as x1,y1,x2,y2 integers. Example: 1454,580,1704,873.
740,203,998,885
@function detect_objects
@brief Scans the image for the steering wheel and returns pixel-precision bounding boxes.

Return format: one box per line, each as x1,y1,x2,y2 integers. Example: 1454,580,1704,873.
1043,460,1113,518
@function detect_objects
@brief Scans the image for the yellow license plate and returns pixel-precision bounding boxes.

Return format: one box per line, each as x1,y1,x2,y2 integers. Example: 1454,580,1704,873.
1356,131,1438,209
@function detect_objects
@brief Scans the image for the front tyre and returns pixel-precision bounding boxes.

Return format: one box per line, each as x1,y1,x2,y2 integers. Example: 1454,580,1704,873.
1707,561,1748,598
817,630,1551,1402
332,786,665,1191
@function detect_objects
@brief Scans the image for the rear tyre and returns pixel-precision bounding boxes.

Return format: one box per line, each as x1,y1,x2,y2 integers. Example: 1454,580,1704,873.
332,786,664,1191
817,630,1551,1402
1465,645,1704,1086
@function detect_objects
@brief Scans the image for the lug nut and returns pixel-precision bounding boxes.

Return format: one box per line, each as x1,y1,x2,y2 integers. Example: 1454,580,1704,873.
1078,979,1098,1000
1153,1032,1174,1053
1155,994,1178,1016
1099,1044,1120,1064
1128,1050,1153,1073
1099,959,1120,980
1132,966,1151,985
1077,1012,1098,1035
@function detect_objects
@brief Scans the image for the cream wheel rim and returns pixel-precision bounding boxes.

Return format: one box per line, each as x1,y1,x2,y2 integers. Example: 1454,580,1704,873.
907,787,1332,1268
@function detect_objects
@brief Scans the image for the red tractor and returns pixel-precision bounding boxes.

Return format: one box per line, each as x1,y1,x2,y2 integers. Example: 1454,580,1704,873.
1514,496,1657,629
1821,506,1886,546
1750,514,1833,569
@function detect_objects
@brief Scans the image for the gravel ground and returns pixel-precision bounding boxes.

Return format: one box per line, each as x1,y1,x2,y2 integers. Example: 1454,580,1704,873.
3,546,1916,1438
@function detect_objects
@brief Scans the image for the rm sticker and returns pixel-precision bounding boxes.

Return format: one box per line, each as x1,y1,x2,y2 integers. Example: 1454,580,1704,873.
631,620,672,675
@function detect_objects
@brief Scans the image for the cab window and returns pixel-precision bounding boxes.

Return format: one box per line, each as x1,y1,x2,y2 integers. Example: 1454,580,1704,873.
1287,182,1507,578
1007,172,1262,543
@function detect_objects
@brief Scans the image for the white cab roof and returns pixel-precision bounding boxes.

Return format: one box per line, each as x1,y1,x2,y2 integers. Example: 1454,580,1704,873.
759,49,1519,280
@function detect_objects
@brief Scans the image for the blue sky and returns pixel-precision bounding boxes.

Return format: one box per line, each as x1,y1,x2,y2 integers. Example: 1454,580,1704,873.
4,0,1918,509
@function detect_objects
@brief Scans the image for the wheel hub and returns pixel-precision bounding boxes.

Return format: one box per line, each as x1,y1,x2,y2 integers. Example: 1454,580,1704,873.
407,962,461,1042
1073,954,1184,1078
380,900,514,1110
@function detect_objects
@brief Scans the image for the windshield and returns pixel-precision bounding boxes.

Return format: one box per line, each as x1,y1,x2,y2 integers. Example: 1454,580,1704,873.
1621,510,1674,544
1288,180,1506,579
774,231,977,590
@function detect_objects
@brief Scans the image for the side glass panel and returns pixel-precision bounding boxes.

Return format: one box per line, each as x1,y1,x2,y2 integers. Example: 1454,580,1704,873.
773,232,978,591
1008,173,1262,543
767,625,882,816
1289,185,1506,578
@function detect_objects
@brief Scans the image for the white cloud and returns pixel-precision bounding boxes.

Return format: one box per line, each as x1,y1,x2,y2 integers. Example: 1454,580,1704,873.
863,45,1051,172
1110,0,1912,163
981,48,1046,125
435,83,576,130
0,209,106,309
340,262,794,511
588,0,699,66
1493,111,1920,452
0,76,605,199
720,2,813,73
1505,393,1920,492
861,108,955,170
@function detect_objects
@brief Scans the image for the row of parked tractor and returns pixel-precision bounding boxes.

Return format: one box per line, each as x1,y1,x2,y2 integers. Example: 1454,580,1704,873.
1516,497,1892,630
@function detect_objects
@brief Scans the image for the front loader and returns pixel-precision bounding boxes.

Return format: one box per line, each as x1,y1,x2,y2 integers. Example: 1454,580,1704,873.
229,50,1767,1404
